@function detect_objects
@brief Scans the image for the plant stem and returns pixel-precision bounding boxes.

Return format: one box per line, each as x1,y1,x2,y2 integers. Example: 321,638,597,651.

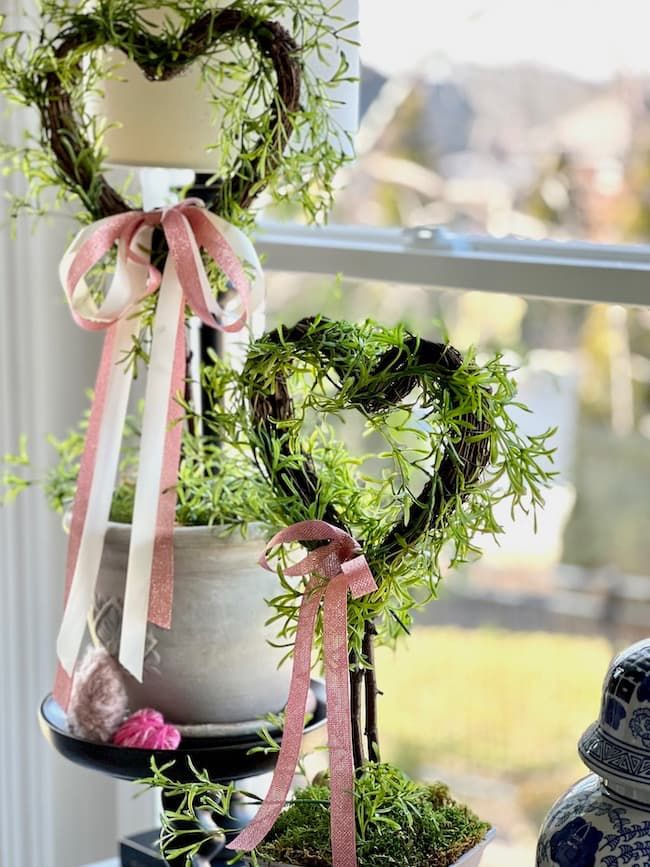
349,651,365,771
189,174,224,439
362,621,381,764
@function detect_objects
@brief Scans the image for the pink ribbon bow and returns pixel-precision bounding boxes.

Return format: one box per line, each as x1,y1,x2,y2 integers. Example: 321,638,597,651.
54,199,263,709
230,520,378,867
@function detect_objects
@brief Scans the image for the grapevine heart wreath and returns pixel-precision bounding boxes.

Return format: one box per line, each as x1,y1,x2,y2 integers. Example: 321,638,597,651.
40,6,300,218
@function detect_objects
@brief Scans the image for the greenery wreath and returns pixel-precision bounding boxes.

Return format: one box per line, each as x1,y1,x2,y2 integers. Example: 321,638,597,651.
240,316,554,664
0,0,354,224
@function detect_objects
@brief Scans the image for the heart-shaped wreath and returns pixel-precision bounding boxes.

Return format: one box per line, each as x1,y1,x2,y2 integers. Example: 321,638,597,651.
236,314,550,648
239,315,554,764
43,8,300,218
241,315,498,669
245,316,492,573
1,1,349,224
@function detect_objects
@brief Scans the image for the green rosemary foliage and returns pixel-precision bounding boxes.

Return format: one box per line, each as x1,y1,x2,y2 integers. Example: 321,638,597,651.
237,317,556,659
2,318,555,663
142,759,242,864
0,0,353,224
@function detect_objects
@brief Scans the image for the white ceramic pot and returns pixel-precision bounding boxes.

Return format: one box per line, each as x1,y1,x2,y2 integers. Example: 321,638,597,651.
94,2,237,171
90,522,291,726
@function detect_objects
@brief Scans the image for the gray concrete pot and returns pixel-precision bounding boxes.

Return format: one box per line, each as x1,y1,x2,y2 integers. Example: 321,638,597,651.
90,522,291,726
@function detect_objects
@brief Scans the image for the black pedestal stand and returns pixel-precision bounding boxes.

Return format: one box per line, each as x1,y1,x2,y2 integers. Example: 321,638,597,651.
39,681,326,866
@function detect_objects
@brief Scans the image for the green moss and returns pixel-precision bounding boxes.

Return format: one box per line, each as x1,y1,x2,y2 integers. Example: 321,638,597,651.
259,763,489,867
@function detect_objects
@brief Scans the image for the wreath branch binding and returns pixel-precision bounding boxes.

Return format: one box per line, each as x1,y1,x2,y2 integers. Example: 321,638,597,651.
42,8,301,219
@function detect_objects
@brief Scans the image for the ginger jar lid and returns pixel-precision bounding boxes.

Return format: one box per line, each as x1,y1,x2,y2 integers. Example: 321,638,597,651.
579,638,650,803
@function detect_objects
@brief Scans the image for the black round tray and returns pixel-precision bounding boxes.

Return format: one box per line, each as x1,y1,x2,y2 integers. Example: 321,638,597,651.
39,680,326,784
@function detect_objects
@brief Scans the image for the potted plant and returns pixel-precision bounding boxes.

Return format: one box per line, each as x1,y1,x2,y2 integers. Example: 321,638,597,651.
130,313,553,866
0,0,353,727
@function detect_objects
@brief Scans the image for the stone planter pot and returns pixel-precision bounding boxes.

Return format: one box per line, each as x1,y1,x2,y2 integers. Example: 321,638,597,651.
90,522,291,726
259,827,496,867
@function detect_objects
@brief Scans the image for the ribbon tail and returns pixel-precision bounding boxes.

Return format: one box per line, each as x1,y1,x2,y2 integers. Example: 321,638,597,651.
186,209,256,331
54,322,120,709
53,664,74,712
55,317,135,694
147,306,186,629
323,575,358,867
119,258,185,680
229,579,324,853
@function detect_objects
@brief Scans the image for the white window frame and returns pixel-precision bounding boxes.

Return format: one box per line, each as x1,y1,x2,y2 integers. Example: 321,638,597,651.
257,221,650,307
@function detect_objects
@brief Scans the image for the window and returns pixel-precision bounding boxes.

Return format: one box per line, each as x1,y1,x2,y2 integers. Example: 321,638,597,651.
348,0,650,244
261,270,650,865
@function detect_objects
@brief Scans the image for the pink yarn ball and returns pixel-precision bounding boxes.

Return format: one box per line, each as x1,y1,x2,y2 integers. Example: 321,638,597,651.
112,708,181,750
68,646,128,743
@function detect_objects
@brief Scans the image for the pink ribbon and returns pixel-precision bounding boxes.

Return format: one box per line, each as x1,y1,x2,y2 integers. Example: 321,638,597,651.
54,200,259,709
230,520,378,867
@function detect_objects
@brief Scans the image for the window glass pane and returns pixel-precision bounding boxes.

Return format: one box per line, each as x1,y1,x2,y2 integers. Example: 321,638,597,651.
328,1,650,244
267,276,650,865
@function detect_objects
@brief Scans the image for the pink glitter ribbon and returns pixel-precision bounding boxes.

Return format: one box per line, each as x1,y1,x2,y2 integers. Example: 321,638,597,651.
54,200,263,708
230,520,378,867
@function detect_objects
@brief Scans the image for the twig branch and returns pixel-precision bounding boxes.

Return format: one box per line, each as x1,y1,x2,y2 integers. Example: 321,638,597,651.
362,621,381,763
349,652,365,771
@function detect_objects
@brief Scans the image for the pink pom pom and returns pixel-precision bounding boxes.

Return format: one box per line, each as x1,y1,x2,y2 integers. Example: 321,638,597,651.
112,708,181,750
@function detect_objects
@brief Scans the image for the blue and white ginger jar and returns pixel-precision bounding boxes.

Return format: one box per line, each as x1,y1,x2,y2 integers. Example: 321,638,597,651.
538,638,650,865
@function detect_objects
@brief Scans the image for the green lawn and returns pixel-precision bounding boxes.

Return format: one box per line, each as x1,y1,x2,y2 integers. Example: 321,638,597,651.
375,626,611,779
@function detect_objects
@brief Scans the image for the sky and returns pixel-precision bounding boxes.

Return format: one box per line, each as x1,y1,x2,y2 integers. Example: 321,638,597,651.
359,0,650,81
